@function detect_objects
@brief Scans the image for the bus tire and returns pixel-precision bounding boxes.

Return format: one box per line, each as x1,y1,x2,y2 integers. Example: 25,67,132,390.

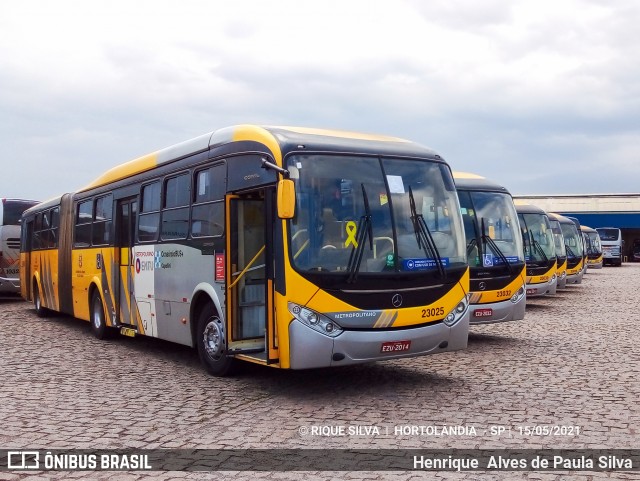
196,304,234,376
33,281,48,318
90,291,110,340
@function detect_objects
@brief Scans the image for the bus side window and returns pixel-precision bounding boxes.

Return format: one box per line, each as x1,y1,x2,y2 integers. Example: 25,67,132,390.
192,165,225,238
139,181,161,242
74,200,92,247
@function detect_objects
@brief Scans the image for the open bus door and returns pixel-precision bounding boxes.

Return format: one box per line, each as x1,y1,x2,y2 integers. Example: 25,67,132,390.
225,189,278,364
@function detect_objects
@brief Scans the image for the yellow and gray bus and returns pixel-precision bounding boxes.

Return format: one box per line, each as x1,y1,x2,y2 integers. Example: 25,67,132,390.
551,213,585,285
1,198,39,294
454,172,526,324
21,125,471,375
547,213,567,289
582,225,603,269
515,203,557,297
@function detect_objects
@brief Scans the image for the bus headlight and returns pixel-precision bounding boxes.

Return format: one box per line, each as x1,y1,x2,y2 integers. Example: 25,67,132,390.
443,294,469,327
510,286,525,304
560,271,566,279
551,273,557,281
288,302,343,338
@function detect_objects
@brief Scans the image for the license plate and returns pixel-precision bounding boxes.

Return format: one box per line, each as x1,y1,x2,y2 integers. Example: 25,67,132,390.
526,289,536,295
120,327,136,337
381,340,411,353
473,308,493,318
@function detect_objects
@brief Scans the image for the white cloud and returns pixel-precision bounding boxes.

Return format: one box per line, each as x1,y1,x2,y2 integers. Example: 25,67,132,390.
1,0,640,200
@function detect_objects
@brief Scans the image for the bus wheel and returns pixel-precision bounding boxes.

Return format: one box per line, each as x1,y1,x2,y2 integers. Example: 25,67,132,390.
90,291,109,340
33,282,48,318
197,305,234,376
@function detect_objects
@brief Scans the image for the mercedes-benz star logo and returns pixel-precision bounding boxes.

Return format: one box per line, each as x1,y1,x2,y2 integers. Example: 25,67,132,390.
392,294,403,308
479,282,486,291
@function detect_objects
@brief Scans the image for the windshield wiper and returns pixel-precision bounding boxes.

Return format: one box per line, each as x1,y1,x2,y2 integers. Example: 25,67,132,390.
527,230,549,264
408,186,446,279
565,244,578,259
466,238,477,256
481,218,513,274
346,183,373,283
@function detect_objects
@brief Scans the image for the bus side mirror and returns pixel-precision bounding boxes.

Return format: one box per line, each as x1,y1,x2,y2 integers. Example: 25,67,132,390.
277,179,295,219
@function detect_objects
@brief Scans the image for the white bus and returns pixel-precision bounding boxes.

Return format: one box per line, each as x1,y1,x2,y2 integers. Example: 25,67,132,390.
596,227,623,266
1,198,39,294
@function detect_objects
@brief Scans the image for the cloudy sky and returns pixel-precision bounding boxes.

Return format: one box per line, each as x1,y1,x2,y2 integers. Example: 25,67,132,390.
2,0,639,202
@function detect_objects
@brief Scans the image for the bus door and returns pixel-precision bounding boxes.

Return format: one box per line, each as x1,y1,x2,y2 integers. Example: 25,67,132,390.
115,197,138,326
226,190,276,361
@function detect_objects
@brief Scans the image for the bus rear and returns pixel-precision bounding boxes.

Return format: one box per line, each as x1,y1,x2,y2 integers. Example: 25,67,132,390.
454,172,526,324
1,198,39,294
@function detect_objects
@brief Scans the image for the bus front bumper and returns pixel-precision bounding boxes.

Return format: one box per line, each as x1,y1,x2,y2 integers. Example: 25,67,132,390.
469,296,526,325
287,314,470,370
525,276,557,298
0,276,20,294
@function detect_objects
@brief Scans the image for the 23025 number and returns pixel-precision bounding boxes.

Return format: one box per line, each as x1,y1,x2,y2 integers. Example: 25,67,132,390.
422,307,445,318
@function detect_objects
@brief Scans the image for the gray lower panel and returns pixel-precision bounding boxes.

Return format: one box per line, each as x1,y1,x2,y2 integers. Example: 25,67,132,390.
469,296,526,325
288,313,469,370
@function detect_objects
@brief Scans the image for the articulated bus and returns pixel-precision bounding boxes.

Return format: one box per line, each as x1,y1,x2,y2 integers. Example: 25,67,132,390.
582,225,603,269
547,213,567,289
21,125,471,376
453,172,526,324
514,204,557,297
552,213,584,285
1,198,39,294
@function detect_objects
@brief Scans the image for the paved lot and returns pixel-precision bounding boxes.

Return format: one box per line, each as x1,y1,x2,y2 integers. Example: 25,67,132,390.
1,265,639,480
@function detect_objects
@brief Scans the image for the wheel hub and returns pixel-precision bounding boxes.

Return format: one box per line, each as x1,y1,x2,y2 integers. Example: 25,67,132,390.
203,318,225,360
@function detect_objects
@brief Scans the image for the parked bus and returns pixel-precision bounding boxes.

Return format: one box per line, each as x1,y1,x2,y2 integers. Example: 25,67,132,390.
453,172,526,324
514,203,557,297
552,213,585,285
1,198,39,294
547,213,567,289
582,225,603,269
21,125,471,376
596,227,623,266
566,216,588,275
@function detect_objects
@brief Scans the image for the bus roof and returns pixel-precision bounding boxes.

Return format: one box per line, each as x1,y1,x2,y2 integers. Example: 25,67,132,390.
78,125,439,193
514,203,547,215
581,225,597,233
453,171,511,195
547,212,575,225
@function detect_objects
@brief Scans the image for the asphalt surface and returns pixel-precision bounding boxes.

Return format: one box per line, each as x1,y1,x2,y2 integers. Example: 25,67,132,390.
1,264,639,480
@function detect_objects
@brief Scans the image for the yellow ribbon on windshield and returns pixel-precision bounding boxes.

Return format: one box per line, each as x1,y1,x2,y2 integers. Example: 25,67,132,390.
345,221,358,248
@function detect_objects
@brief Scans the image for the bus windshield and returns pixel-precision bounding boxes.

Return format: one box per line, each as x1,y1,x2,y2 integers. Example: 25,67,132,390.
549,220,567,258
287,154,466,278
459,191,524,270
560,223,582,259
597,228,620,241
518,213,556,264
1,199,39,226
586,232,602,254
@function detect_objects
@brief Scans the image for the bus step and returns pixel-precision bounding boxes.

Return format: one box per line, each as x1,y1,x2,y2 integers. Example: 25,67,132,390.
228,347,265,354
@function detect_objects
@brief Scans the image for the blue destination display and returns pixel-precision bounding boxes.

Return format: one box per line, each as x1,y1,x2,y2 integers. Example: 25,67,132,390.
402,258,450,271
483,255,520,267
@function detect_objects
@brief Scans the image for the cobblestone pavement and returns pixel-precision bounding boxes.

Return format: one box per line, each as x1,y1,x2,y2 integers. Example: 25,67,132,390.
1,265,639,480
